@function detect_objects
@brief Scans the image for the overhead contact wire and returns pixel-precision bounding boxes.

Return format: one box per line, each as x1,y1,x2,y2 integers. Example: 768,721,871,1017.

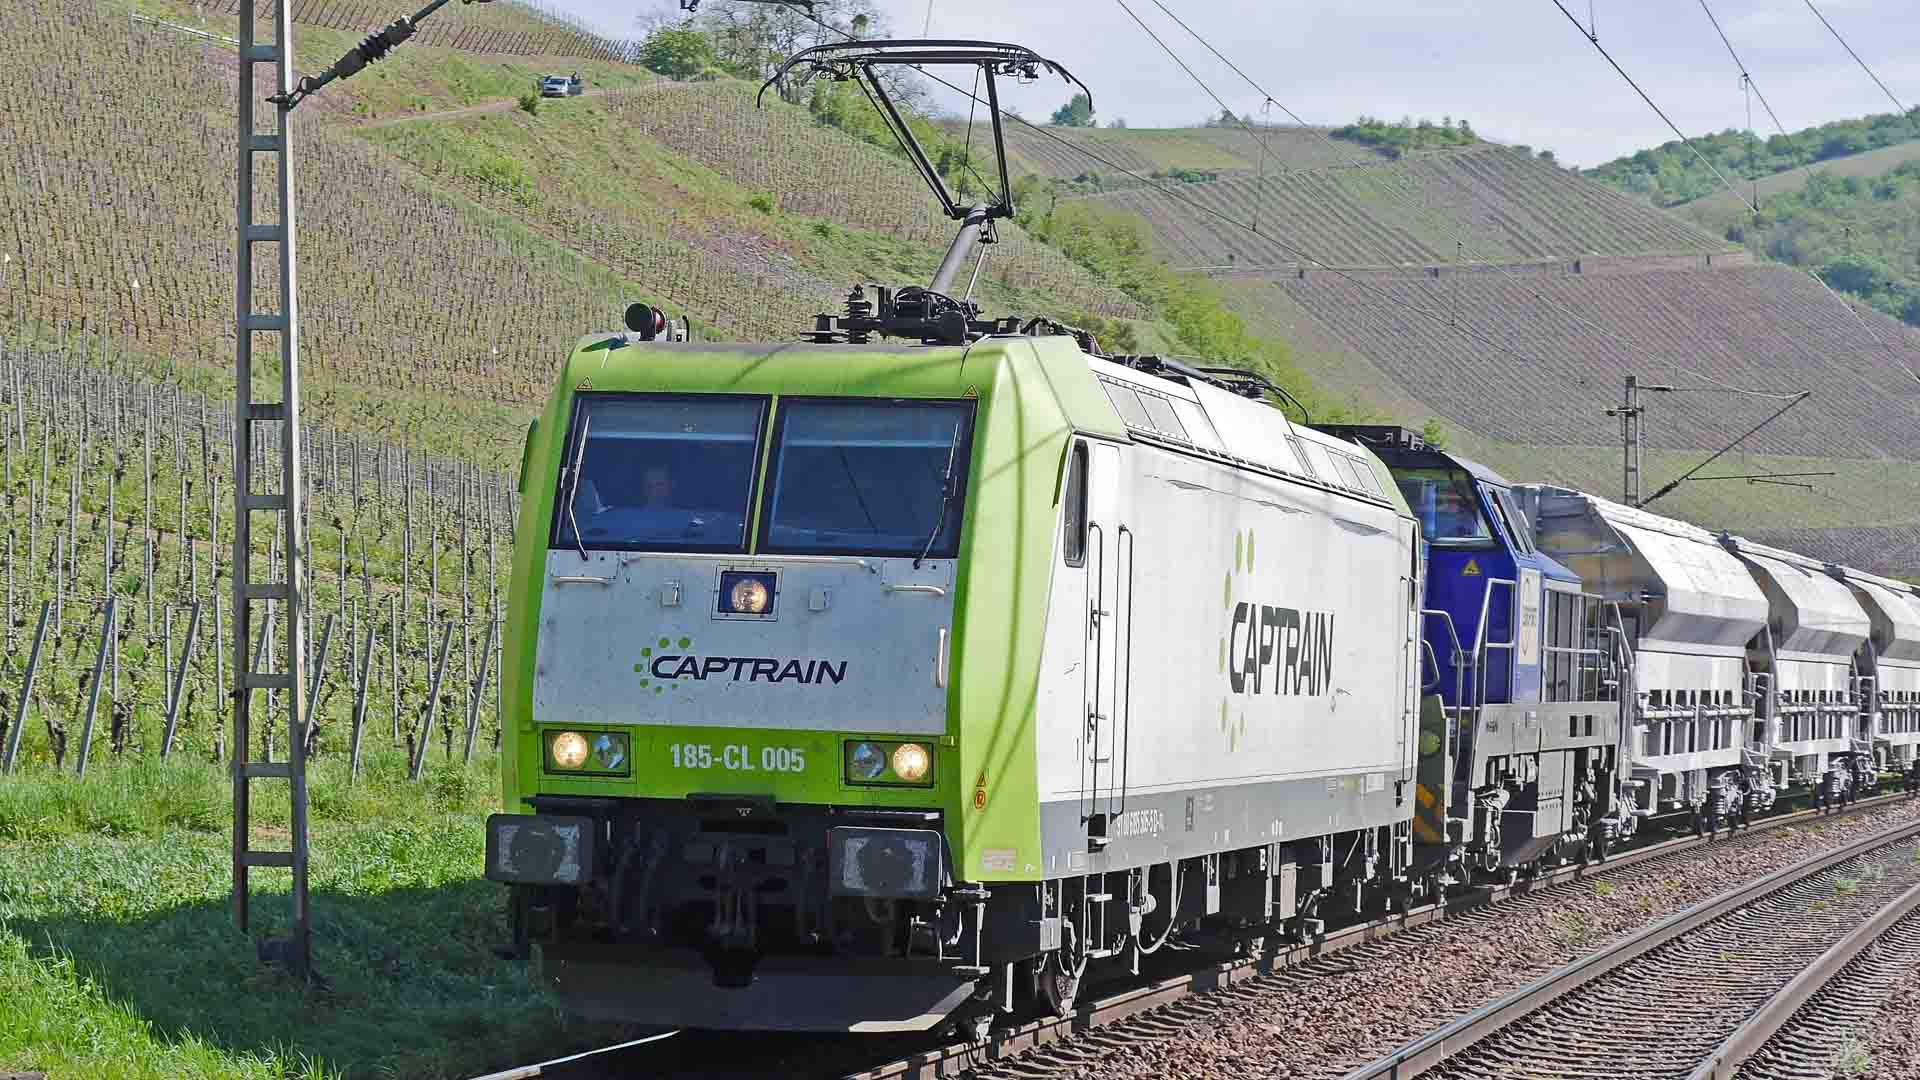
1801,0,1909,116
782,6,1588,375
1111,0,1278,196
1140,0,1802,401
1546,0,1759,214
1129,0,1911,511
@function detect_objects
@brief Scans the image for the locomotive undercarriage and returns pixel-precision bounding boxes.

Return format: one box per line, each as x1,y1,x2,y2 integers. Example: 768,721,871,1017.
506,794,1416,1032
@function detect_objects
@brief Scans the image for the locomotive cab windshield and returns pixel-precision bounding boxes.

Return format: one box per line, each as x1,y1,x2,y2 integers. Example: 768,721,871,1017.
552,393,976,559
1394,466,1496,547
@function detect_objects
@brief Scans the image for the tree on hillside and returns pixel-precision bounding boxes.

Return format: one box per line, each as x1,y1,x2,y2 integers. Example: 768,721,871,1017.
1050,93,1093,127
638,27,715,80
676,0,897,104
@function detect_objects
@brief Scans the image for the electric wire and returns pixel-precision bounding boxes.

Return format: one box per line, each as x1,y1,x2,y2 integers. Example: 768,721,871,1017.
778,3,1917,524
1088,3,1916,515
1123,1,1918,524
1695,0,1792,139
778,7,1609,378
1801,0,1910,116
1546,0,1758,214
1809,270,1920,387
1694,0,1830,216
1136,0,1803,401
1110,0,1277,199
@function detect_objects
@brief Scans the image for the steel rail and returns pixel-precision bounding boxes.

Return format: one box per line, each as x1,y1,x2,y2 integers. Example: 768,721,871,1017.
463,1030,679,1080
843,791,1919,1080
1340,814,1920,1080
1686,879,1920,1080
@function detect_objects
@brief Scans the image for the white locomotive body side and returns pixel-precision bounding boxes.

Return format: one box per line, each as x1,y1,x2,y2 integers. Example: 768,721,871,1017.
1031,363,1420,879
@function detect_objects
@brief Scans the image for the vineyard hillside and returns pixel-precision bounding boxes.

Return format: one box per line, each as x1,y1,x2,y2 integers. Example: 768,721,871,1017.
4,0,1148,469
1072,144,1734,268
1590,111,1920,331
982,109,1920,570
1215,257,1920,569
989,122,1368,180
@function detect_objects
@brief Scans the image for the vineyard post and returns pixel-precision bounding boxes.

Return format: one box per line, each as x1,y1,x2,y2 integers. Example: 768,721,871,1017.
161,601,202,758
306,610,336,754
211,592,224,758
348,607,373,782
3,599,52,774
36,423,48,560
163,606,175,745
460,466,470,718
389,592,399,740
428,462,439,622
106,463,116,600
461,616,494,763
409,618,453,780
179,474,190,591
144,387,154,627
402,447,412,615
77,600,116,777
53,534,63,638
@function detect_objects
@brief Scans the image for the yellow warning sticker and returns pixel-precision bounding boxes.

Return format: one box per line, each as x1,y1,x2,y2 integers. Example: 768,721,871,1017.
1462,558,1482,577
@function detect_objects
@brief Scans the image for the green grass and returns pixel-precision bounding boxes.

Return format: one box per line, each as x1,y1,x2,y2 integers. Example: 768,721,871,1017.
0,752,626,1080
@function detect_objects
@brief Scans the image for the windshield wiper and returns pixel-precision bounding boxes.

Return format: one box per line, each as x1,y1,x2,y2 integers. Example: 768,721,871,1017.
562,413,592,561
915,422,963,568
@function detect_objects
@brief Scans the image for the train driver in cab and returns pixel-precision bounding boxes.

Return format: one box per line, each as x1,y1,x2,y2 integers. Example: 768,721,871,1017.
1432,484,1483,540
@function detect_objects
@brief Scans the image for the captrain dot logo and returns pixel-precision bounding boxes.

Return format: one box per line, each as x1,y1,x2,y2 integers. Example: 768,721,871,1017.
1218,530,1252,751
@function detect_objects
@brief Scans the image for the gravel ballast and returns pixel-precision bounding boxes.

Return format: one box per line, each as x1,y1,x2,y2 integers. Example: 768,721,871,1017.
970,797,1920,1080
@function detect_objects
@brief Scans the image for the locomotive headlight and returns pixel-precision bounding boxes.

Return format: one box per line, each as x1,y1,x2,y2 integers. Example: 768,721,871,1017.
729,577,770,614
848,741,888,781
891,742,931,783
717,569,778,617
550,731,590,769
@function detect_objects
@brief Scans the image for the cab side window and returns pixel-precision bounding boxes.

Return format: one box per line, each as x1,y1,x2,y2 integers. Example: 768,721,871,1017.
1063,443,1089,567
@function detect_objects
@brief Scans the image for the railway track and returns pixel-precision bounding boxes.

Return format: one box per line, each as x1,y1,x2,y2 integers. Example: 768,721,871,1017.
463,792,1920,1080
1345,813,1920,1080
844,793,1920,1080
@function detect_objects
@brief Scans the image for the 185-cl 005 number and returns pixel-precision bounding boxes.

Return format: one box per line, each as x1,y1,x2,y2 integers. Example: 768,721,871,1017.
669,743,806,773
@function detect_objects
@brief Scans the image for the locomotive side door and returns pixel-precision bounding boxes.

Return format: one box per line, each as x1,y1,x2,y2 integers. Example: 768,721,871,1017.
1080,440,1132,839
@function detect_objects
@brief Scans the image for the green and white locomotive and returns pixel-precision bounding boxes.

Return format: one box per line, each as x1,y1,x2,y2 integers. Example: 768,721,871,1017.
488,282,1429,1031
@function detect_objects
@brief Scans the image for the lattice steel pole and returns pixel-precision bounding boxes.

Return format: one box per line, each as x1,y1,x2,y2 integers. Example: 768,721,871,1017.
232,0,312,978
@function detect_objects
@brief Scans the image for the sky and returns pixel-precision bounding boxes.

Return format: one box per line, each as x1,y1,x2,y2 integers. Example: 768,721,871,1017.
572,0,1919,168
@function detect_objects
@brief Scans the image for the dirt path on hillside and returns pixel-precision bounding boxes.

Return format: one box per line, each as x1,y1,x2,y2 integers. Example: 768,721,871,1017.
352,84,668,129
